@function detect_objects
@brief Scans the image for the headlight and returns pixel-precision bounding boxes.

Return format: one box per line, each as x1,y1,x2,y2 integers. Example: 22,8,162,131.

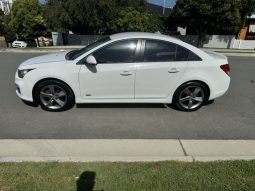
18,69,35,78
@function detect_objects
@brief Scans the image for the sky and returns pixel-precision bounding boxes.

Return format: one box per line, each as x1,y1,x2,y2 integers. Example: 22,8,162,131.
148,0,176,7
39,0,176,7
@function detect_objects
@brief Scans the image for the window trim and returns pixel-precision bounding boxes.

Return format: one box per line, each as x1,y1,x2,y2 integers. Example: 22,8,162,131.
87,39,142,64
140,39,202,62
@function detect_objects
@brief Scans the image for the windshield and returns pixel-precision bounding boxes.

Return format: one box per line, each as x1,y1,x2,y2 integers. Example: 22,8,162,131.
66,37,111,60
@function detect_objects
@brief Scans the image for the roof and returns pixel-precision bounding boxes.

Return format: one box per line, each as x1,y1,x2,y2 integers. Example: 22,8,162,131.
110,32,180,41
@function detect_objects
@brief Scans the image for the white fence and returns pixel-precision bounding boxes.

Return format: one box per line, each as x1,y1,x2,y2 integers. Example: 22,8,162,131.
232,40,255,50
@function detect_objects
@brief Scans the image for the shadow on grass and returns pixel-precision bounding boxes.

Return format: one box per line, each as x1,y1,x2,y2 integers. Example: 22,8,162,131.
77,171,103,191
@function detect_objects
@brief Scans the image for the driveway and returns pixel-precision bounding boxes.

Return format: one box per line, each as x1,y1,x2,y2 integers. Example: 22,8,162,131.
0,53,254,139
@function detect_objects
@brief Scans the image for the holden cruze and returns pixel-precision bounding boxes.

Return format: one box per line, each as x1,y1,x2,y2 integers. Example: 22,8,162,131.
15,32,230,112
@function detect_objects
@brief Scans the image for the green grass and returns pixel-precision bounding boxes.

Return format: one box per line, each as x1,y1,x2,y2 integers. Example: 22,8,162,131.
0,161,255,191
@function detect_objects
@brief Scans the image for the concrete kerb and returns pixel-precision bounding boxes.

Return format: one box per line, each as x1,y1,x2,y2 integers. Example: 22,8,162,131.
0,139,254,162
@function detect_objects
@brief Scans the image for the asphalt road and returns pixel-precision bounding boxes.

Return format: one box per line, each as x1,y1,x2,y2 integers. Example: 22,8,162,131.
0,52,254,139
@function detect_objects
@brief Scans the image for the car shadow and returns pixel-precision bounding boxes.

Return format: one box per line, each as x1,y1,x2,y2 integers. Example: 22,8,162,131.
76,103,172,109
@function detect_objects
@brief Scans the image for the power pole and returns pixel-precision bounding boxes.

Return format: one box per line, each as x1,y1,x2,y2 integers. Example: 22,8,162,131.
163,0,166,16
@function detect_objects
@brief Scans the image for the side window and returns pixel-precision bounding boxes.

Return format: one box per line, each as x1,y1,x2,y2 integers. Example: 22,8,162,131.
93,40,138,63
143,40,202,62
188,51,202,61
143,40,177,62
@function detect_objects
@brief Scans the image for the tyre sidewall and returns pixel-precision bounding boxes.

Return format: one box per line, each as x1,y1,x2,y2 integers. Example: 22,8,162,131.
173,82,209,112
35,80,74,112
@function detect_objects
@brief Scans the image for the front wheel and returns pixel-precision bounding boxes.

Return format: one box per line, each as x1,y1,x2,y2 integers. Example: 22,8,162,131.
173,82,209,112
35,80,75,112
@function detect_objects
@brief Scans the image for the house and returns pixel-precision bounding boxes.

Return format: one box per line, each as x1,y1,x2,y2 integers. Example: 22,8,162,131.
0,0,15,14
239,14,255,40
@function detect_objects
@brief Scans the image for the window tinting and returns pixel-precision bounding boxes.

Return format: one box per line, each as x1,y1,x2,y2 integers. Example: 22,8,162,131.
93,40,138,63
143,40,201,62
144,40,177,62
67,37,111,60
188,51,202,61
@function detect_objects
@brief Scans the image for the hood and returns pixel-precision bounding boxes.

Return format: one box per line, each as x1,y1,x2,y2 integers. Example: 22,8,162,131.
20,52,67,68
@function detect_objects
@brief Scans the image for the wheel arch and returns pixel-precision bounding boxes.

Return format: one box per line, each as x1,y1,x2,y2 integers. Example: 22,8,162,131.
172,80,211,103
32,78,76,103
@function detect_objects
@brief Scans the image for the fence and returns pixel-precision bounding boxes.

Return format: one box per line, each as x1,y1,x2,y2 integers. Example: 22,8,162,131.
232,40,255,49
52,32,254,49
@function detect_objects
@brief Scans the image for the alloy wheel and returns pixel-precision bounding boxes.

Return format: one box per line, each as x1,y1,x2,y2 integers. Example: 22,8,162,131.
178,86,205,110
39,85,67,110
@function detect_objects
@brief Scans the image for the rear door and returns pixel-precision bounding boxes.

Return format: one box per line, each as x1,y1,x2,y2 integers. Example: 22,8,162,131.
135,39,189,99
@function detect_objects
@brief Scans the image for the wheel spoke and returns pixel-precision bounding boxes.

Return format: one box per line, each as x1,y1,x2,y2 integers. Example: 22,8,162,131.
184,88,192,96
40,92,52,98
192,97,203,103
48,85,55,94
193,88,201,96
180,96,190,102
56,91,66,97
188,99,193,109
54,98,65,107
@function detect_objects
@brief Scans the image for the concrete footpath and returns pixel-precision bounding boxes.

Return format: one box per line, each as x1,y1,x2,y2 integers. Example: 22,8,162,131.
0,139,254,162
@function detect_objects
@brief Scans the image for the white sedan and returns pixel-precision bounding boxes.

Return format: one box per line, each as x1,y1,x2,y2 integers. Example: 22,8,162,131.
12,40,28,48
15,32,230,112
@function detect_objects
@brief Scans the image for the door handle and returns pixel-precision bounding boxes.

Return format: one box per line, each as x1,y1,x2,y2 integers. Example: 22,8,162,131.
168,68,180,73
120,71,132,76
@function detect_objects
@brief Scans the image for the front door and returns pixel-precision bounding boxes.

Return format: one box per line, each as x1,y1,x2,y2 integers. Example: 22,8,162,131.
79,39,139,99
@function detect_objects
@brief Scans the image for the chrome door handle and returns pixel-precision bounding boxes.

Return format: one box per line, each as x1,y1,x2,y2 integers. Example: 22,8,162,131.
120,71,132,76
168,68,180,73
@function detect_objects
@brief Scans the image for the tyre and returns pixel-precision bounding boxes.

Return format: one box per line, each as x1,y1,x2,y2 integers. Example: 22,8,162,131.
35,80,75,112
173,82,209,112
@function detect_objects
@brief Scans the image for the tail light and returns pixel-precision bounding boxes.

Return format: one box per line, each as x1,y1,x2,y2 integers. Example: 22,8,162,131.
220,64,230,75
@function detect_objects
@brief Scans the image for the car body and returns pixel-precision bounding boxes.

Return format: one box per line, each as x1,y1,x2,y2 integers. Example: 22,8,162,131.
12,40,28,48
15,32,230,111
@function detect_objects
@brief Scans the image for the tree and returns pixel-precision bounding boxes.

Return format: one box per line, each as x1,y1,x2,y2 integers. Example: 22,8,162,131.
9,0,49,40
43,0,70,33
0,10,4,35
44,0,148,34
168,0,255,36
110,7,161,33
2,14,16,42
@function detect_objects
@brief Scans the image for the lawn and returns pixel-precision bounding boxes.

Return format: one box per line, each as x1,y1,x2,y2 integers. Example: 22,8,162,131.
0,161,254,191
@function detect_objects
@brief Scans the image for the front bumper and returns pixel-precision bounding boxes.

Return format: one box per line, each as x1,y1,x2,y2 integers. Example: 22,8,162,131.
15,72,34,102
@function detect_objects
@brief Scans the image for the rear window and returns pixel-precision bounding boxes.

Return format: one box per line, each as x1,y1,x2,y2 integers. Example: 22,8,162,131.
143,40,202,62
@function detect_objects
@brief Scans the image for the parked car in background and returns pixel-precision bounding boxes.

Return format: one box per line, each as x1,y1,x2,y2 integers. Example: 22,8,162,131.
12,40,27,48
15,32,230,112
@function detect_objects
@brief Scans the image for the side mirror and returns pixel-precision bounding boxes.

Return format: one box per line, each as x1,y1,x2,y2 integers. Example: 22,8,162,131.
86,55,97,65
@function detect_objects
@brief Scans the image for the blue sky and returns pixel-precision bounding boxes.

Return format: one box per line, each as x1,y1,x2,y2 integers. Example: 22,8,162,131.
148,0,176,7
39,0,176,7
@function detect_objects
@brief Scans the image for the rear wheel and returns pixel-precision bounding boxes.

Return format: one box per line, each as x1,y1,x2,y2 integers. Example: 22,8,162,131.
173,82,209,112
35,80,74,112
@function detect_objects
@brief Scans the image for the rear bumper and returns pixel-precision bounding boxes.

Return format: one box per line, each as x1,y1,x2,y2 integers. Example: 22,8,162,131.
209,76,230,100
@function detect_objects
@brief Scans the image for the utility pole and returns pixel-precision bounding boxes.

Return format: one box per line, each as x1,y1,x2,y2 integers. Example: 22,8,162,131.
163,0,166,16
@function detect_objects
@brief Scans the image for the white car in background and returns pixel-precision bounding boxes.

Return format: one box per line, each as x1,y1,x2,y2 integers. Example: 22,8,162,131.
15,32,230,112
12,40,27,48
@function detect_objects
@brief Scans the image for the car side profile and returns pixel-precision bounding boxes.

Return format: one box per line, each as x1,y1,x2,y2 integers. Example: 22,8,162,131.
15,32,230,112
